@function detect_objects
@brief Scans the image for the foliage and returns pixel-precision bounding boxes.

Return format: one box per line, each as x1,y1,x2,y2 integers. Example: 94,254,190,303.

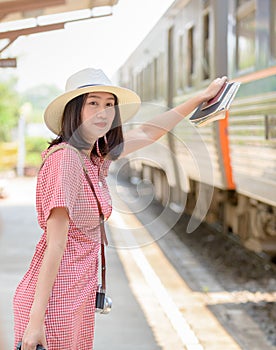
0,78,61,139
0,77,60,169
25,136,48,167
0,77,21,141
21,84,62,123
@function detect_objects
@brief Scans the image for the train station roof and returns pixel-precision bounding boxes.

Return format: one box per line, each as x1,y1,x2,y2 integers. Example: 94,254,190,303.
0,0,119,58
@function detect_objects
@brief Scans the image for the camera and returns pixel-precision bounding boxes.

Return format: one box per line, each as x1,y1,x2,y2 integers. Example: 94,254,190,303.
16,341,45,350
95,284,112,314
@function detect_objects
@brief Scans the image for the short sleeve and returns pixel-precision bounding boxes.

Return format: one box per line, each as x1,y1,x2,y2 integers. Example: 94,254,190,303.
39,147,83,222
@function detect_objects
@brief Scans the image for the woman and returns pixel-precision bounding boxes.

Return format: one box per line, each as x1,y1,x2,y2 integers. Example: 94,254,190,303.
13,68,227,350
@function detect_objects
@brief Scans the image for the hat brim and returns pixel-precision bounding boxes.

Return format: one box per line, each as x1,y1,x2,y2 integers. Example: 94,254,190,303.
44,85,141,135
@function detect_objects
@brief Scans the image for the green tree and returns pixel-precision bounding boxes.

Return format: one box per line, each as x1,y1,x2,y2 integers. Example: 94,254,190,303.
0,77,21,141
21,84,62,123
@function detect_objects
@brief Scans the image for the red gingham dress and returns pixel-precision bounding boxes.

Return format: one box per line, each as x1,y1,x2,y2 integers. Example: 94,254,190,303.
13,143,112,350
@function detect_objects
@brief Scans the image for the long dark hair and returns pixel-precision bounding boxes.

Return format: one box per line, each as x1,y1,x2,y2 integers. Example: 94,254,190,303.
48,93,124,160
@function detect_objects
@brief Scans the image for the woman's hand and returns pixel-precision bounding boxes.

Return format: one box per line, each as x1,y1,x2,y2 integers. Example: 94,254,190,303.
201,76,228,102
21,321,47,350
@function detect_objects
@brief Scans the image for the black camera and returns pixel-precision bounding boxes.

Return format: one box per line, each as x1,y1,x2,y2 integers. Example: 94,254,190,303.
95,284,112,314
16,341,45,350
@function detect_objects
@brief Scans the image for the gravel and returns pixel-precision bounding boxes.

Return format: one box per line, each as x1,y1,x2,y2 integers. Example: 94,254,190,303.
173,214,276,347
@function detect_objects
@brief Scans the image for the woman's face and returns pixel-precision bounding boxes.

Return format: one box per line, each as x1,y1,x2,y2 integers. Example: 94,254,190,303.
81,91,116,142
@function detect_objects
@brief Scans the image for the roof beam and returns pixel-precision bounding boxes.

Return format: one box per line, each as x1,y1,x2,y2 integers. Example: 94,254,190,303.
0,0,66,17
0,22,64,40
0,37,16,53
0,0,117,55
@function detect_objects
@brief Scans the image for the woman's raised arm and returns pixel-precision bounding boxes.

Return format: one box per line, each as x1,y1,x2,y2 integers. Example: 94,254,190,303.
120,76,227,158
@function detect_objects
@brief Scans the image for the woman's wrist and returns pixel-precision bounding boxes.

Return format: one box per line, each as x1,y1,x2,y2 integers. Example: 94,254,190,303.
194,93,207,105
29,309,45,325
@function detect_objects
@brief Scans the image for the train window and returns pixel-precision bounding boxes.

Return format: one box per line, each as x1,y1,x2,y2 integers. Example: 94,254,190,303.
236,0,256,71
178,34,184,92
148,62,153,101
129,68,134,91
145,64,151,101
271,0,276,59
202,11,210,80
155,52,165,101
153,57,158,100
265,115,276,140
187,25,195,87
138,71,143,100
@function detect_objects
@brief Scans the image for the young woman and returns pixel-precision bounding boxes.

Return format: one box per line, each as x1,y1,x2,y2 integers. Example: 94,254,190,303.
13,68,227,350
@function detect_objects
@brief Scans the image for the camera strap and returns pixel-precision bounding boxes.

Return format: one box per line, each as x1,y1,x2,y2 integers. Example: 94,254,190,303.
82,167,108,291
40,143,108,292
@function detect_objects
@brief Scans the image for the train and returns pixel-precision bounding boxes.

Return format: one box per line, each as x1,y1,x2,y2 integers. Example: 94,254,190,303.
115,0,276,259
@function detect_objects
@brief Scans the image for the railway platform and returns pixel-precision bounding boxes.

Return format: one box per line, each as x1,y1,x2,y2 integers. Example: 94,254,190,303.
0,176,274,350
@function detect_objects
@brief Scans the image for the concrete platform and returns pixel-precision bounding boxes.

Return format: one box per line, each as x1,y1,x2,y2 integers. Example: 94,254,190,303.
0,177,161,350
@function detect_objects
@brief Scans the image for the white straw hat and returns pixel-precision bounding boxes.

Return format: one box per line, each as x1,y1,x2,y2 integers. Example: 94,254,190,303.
44,68,141,135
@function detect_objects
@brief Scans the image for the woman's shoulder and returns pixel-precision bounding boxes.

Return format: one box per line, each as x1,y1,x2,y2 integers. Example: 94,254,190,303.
41,142,83,170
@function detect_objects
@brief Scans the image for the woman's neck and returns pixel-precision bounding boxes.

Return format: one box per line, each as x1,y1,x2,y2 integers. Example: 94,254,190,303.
81,148,92,158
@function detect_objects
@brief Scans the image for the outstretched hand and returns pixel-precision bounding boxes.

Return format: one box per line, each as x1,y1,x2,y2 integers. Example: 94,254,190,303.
202,76,228,102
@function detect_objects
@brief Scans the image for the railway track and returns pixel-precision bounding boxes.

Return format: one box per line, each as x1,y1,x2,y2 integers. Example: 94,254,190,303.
108,175,276,349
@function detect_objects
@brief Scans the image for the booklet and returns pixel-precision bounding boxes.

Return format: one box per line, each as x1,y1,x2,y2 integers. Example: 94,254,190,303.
189,81,241,127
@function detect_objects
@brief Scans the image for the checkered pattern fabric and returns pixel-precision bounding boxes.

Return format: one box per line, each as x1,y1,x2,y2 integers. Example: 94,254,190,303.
13,143,112,350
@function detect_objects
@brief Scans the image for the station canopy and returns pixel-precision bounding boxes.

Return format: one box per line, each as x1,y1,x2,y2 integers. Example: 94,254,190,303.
0,0,119,58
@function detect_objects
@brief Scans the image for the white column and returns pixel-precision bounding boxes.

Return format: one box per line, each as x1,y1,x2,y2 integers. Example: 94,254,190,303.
17,114,25,177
